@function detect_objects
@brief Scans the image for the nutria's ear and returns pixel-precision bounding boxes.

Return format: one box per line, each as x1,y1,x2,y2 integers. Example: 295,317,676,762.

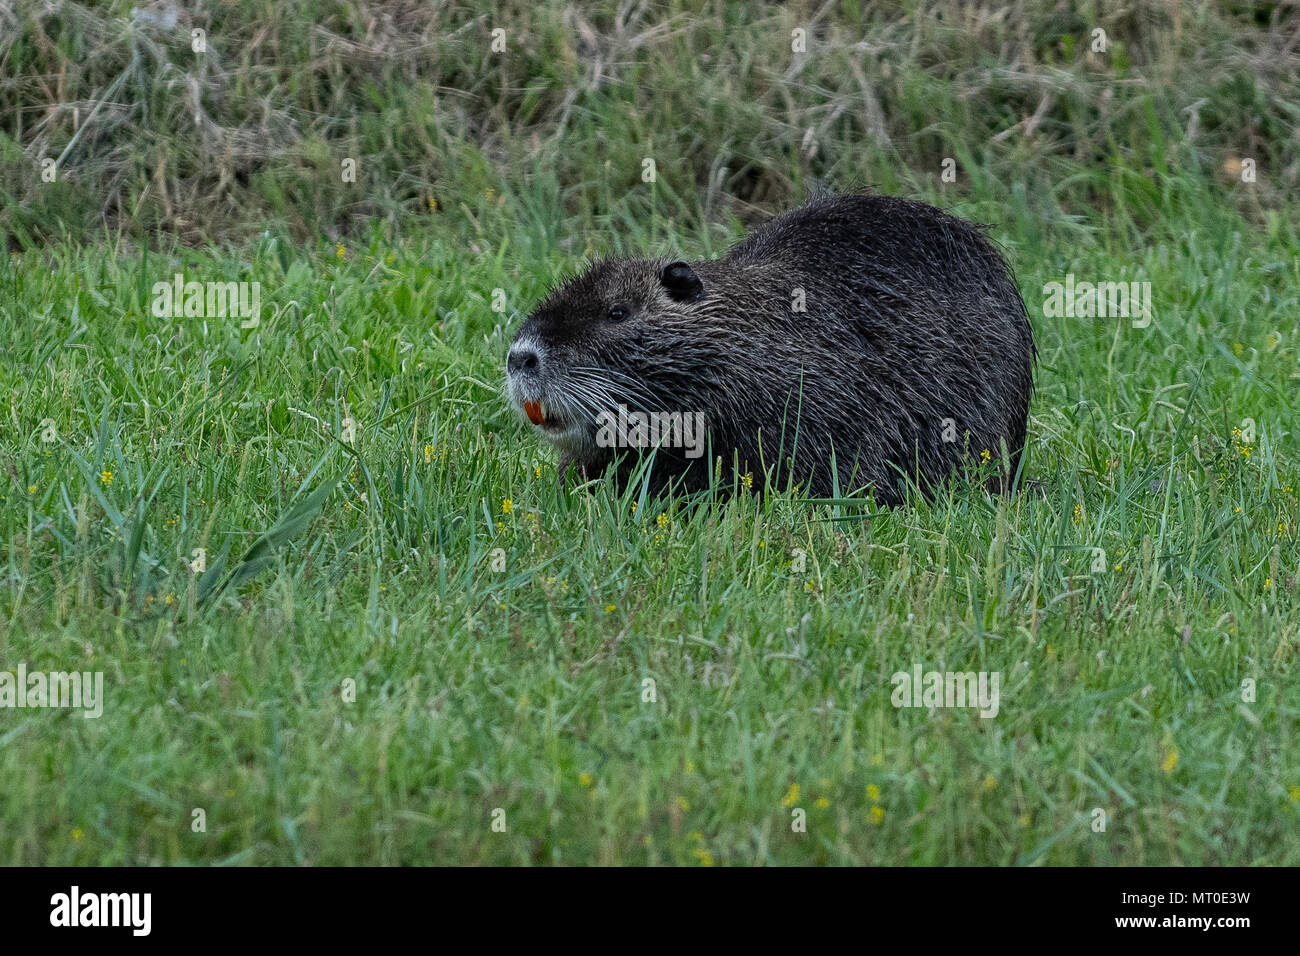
660,261,703,302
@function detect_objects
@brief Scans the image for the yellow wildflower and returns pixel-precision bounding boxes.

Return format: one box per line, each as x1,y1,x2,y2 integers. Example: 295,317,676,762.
1162,748,1179,775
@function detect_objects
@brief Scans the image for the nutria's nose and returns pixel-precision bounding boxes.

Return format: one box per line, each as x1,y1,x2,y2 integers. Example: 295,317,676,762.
507,345,540,376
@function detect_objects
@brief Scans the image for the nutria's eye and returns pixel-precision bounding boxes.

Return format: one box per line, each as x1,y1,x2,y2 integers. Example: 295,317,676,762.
606,305,629,323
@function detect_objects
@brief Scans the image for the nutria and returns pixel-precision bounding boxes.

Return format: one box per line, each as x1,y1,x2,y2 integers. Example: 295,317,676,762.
505,193,1034,505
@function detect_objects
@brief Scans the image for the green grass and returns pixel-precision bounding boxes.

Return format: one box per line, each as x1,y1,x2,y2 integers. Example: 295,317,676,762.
1,1,1298,865
2,179,1297,864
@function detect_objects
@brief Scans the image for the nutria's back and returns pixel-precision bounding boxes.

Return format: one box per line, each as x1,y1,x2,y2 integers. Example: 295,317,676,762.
506,193,1034,504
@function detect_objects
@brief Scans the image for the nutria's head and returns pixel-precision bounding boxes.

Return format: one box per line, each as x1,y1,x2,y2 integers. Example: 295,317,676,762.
505,257,711,471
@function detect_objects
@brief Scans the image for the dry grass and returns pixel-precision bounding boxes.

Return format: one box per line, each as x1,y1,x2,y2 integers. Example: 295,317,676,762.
1,0,1298,245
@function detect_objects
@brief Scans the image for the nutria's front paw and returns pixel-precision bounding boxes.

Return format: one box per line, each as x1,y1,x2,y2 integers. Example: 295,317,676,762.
556,456,592,489
557,456,577,489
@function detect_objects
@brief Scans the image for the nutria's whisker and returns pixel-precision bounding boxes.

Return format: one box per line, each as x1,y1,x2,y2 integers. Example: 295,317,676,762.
568,368,662,411
567,375,647,415
560,382,610,419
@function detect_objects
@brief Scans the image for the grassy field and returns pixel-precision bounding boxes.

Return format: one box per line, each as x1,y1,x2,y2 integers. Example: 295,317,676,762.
1,1,1298,865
